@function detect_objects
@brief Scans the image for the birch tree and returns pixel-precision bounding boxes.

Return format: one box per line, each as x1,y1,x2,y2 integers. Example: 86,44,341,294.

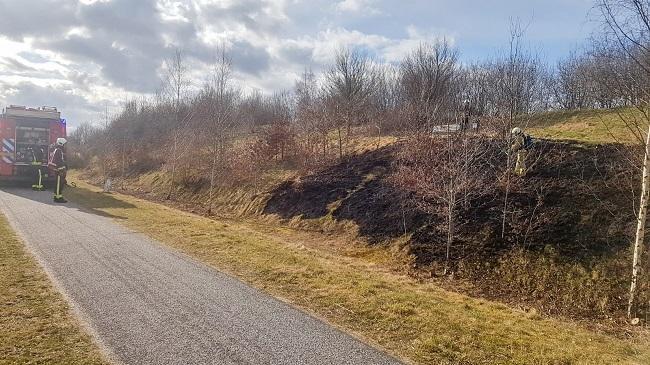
598,0,650,320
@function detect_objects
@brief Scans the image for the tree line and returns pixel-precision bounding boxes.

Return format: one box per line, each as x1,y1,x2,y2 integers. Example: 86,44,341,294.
72,26,645,177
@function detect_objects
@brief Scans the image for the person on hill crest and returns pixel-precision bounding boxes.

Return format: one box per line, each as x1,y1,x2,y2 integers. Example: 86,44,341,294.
510,127,531,177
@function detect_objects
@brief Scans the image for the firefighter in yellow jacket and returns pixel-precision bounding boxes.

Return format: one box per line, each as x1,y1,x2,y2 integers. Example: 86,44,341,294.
48,138,68,203
510,127,530,177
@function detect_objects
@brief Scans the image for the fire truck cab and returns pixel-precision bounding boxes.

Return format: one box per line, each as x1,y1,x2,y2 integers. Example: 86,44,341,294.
0,105,67,181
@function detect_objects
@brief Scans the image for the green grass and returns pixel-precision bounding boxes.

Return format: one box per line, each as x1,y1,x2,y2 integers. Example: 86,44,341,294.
527,108,647,144
0,214,108,365
66,178,650,365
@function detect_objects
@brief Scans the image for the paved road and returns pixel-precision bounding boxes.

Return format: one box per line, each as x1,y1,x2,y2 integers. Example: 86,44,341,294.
0,188,402,365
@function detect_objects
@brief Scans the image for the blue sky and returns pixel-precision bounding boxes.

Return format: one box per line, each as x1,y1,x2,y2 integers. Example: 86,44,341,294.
0,0,599,127
301,0,597,63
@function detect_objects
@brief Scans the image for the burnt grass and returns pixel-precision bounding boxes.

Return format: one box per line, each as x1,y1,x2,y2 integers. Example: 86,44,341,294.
264,139,637,267
264,145,432,244
263,139,649,319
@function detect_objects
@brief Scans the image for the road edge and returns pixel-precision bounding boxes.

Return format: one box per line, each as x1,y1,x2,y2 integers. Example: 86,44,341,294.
0,207,123,365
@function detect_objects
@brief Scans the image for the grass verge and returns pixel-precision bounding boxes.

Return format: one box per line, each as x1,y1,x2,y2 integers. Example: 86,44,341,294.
528,108,643,144
0,213,108,364
67,179,650,365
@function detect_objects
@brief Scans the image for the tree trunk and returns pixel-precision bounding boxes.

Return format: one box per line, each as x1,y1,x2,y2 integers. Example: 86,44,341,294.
337,127,343,159
376,124,381,149
121,135,126,190
445,196,455,275
208,139,218,214
502,115,514,239
444,132,455,275
502,151,512,239
167,132,178,200
628,123,650,319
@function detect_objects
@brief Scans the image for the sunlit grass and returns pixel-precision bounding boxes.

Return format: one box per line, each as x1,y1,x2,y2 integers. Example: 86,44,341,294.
528,107,646,145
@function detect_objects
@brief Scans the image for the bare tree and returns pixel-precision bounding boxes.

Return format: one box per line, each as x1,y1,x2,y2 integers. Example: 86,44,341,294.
259,91,295,163
598,0,650,320
162,48,193,199
372,64,400,145
461,63,494,119
400,40,458,131
197,48,240,213
395,128,494,274
553,52,594,109
325,48,378,158
294,68,322,166
493,20,546,239
68,121,102,169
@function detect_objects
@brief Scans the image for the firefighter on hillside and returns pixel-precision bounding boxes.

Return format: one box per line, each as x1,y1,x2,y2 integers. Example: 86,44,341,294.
49,138,68,203
462,100,471,130
29,146,45,191
510,127,531,177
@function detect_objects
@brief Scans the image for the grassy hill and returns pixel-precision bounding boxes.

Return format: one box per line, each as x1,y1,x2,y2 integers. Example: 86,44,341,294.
76,107,650,325
527,107,646,144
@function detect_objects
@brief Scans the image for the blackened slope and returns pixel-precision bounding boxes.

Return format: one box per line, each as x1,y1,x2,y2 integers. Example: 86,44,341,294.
264,141,635,265
498,142,634,255
264,146,396,220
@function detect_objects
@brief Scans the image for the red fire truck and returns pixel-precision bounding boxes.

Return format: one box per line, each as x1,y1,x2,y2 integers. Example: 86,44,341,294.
0,105,66,181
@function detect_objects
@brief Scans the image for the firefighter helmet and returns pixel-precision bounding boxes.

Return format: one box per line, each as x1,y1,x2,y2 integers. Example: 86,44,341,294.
511,127,522,135
56,138,67,146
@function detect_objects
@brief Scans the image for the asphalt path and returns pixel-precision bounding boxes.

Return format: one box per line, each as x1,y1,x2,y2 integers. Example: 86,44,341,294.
0,187,402,365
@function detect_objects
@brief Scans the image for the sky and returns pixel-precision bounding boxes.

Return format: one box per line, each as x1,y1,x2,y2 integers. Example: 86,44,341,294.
0,0,598,128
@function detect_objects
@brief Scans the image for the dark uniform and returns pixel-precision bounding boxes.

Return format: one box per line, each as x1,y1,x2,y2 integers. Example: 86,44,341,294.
462,100,471,130
49,144,67,202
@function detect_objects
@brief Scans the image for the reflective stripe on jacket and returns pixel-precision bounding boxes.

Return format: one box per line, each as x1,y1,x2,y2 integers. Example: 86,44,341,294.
49,147,66,169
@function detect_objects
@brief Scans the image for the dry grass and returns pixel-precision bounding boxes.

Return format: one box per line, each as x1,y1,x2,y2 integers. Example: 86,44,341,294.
66,177,650,365
0,214,108,365
528,108,645,144
347,134,400,154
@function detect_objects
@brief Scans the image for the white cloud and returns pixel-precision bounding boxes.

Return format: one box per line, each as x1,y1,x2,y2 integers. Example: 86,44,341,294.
281,26,453,67
156,0,193,23
65,27,93,39
335,0,380,15
382,25,455,63
306,28,391,63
